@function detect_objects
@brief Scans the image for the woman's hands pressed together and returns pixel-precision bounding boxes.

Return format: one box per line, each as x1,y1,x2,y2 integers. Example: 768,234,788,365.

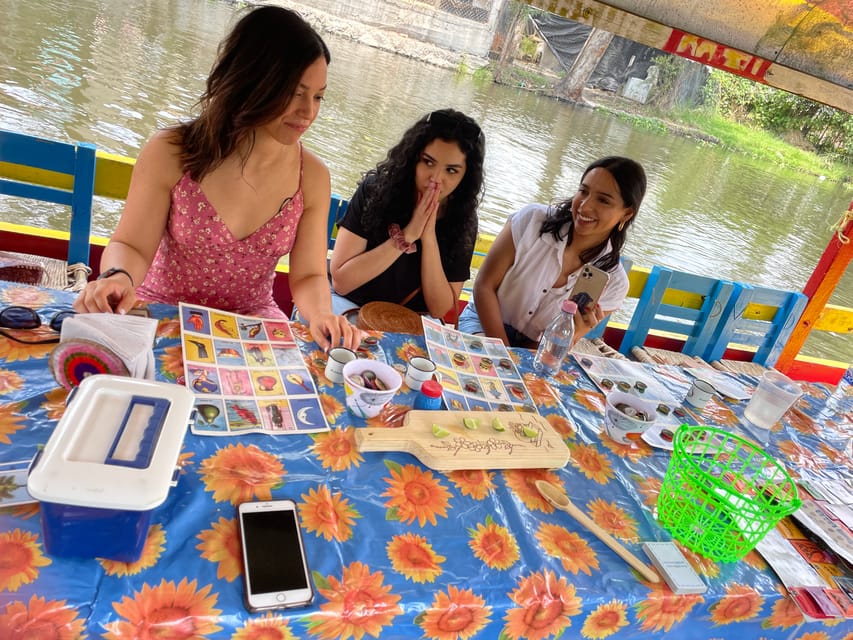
404,179,440,244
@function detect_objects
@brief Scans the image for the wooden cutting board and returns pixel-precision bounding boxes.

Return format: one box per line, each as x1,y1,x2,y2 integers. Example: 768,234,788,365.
354,410,571,471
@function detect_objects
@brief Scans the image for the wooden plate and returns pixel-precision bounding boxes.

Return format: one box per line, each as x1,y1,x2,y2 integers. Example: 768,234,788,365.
356,301,423,335
354,410,571,470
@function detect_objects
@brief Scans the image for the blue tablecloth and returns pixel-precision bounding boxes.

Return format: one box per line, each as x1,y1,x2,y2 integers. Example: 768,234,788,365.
1,281,851,639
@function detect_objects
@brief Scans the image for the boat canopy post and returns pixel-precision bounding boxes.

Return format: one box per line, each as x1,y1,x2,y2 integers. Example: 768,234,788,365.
777,201,853,374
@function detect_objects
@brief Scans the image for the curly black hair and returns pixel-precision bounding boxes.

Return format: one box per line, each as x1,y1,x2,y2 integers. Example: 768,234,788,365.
356,109,485,266
541,156,646,272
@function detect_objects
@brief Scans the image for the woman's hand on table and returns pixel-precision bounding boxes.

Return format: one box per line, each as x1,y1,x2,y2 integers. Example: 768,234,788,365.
73,278,138,315
310,312,362,351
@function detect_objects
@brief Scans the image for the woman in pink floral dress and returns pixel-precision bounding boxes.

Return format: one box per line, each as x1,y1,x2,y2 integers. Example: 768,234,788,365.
73,6,359,351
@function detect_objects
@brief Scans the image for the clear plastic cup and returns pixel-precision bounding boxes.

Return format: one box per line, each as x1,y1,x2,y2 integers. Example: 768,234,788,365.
743,370,802,430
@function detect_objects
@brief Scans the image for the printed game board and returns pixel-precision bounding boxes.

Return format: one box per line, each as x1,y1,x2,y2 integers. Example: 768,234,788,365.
179,303,327,435
421,317,537,413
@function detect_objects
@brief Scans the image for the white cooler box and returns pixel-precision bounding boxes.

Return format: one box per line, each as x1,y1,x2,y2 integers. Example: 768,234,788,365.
28,375,195,561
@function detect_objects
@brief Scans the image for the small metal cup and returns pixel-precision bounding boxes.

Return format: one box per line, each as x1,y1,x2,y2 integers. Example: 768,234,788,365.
324,347,356,384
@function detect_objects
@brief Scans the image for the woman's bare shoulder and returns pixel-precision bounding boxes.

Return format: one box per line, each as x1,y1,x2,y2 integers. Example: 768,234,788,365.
300,146,331,203
135,129,185,186
302,146,330,182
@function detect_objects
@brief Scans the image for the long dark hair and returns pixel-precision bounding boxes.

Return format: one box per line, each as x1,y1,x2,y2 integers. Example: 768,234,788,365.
175,6,330,180
358,108,485,264
541,156,646,271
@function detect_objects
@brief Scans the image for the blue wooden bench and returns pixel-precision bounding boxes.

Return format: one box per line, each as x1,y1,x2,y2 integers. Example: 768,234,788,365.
705,284,808,367
618,265,742,358
0,129,96,267
326,194,349,250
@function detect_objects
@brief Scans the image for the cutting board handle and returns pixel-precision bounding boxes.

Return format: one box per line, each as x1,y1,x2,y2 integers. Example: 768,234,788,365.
354,427,413,453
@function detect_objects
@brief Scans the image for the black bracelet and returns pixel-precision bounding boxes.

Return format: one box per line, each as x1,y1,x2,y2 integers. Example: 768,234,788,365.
97,267,134,287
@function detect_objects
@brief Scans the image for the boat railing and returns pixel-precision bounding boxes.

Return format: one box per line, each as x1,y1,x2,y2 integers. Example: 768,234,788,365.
1,131,850,382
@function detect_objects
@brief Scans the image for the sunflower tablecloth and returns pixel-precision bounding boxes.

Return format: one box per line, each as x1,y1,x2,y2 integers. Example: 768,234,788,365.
1,281,852,640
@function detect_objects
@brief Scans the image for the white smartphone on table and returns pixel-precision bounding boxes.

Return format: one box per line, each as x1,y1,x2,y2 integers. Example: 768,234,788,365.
570,264,610,314
238,499,314,612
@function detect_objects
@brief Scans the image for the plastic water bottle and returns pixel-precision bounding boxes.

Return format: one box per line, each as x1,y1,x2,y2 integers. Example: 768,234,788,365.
533,299,577,375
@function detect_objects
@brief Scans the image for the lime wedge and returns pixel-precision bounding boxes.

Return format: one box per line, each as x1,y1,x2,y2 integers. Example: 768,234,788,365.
432,424,450,438
491,417,506,432
522,425,539,438
462,417,480,430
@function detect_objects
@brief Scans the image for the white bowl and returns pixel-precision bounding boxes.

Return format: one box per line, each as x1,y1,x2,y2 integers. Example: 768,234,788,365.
342,359,402,419
603,390,657,444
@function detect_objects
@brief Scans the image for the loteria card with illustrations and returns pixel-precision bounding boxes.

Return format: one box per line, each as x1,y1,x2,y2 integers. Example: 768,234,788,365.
180,303,326,435
421,317,537,413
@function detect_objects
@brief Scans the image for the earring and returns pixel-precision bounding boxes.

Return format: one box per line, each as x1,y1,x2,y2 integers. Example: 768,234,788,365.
618,220,626,232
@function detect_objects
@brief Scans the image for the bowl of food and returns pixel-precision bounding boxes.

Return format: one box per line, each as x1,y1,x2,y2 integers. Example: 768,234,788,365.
603,390,657,444
342,359,402,419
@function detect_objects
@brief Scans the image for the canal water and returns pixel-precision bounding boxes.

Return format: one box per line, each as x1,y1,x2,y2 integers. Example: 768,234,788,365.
1,0,851,363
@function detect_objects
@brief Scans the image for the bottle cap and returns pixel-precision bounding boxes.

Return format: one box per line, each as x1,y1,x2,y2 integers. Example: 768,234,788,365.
420,379,443,398
561,299,578,314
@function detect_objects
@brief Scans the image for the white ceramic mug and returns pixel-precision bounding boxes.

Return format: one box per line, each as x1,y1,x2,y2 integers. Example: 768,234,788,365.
325,347,356,384
404,356,438,391
685,379,715,409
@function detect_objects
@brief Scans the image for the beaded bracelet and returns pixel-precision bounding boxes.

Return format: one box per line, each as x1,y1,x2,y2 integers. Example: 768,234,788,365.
388,224,417,254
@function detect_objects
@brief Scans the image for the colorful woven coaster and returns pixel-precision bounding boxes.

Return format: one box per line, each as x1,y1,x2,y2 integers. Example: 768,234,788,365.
49,338,129,390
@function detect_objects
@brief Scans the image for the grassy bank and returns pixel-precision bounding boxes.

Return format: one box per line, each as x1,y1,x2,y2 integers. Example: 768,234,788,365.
481,64,851,186
647,108,849,184
598,105,850,183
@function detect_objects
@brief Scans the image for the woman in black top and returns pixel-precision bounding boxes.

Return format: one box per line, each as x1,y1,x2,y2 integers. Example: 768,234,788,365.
329,109,485,318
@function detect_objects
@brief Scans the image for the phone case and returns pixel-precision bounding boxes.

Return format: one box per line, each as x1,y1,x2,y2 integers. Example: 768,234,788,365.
642,542,707,594
570,264,610,313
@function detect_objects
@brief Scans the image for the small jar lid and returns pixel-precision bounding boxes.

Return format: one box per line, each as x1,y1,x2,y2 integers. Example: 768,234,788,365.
420,380,443,398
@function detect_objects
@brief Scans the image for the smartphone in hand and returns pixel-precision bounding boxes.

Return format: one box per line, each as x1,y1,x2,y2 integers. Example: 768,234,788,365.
238,499,314,612
569,264,610,314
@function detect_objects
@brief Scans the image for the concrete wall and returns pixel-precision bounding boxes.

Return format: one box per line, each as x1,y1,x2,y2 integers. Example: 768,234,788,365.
295,0,500,57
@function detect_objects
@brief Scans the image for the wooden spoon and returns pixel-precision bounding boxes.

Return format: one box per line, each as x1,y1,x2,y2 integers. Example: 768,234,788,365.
535,480,660,583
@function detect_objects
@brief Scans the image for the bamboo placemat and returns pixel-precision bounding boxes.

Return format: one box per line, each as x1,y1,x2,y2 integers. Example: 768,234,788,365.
572,337,629,361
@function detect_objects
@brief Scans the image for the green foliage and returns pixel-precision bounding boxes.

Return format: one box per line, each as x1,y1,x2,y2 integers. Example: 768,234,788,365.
603,110,669,135
456,55,470,76
648,55,688,109
472,65,494,82
518,35,539,60
675,108,847,181
701,70,852,163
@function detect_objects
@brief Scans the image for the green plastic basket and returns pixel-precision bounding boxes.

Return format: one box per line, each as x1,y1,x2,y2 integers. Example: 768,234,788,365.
657,425,801,562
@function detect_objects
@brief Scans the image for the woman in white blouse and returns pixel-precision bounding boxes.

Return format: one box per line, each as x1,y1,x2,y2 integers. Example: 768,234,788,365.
458,156,646,347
